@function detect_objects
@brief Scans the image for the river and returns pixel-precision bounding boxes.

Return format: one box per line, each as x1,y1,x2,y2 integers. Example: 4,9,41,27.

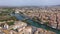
11,13,60,34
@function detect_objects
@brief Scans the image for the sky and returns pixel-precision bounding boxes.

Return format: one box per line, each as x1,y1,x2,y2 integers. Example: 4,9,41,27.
0,0,60,6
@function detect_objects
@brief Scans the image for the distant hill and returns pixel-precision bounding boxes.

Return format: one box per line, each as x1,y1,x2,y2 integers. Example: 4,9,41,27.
0,5,60,8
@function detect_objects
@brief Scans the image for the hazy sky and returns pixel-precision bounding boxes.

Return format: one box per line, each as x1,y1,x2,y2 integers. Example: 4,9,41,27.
0,0,60,6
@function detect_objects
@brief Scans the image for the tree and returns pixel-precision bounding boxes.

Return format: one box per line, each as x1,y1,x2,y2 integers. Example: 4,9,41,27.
44,21,49,25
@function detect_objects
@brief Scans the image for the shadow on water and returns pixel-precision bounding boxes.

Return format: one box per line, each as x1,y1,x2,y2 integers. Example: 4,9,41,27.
12,13,60,34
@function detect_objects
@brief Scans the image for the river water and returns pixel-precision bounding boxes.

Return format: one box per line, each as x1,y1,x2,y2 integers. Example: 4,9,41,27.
12,13,60,34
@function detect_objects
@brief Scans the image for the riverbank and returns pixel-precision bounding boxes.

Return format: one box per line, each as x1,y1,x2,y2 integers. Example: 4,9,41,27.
13,13,60,34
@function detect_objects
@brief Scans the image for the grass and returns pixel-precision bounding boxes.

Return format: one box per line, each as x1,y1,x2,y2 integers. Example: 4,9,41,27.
7,21,14,26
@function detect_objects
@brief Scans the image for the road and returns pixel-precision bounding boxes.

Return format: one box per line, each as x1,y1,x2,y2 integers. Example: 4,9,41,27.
12,13,60,34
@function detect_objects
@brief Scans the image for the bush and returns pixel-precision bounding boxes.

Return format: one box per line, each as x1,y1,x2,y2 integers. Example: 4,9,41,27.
7,21,14,26
44,22,49,25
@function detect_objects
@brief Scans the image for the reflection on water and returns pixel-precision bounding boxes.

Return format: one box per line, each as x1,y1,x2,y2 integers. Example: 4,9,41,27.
12,13,60,34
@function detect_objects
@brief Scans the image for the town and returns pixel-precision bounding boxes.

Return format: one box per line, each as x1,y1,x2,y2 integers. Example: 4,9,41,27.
0,6,60,34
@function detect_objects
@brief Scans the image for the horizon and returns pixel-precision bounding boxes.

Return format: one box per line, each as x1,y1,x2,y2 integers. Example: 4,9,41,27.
0,0,60,6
